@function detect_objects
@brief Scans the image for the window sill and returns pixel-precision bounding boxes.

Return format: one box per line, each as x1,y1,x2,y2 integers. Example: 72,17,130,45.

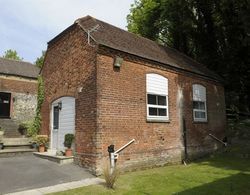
193,120,208,124
147,118,170,123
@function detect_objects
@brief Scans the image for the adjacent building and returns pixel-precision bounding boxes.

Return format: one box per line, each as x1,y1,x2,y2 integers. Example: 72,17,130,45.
0,57,39,137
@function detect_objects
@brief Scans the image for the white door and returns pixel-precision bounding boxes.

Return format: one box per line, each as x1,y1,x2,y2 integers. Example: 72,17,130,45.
51,97,75,152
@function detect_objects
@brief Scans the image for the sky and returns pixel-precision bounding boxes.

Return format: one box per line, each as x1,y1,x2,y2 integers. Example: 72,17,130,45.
0,0,135,63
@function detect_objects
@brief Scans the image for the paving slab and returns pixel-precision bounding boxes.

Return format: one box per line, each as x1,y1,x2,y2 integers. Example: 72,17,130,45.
0,154,95,194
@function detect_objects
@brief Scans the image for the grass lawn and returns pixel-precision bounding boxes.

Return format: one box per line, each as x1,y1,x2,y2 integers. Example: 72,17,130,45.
51,148,250,195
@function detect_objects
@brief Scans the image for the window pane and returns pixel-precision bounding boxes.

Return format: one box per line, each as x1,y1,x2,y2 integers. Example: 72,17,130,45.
158,96,166,105
193,101,205,110
53,106,59,129
148,94,157,105
194,111,206,119
158,108,167,116
149,107,157,116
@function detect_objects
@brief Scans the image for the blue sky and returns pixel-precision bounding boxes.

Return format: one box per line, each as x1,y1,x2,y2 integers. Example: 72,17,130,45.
0,0,134,63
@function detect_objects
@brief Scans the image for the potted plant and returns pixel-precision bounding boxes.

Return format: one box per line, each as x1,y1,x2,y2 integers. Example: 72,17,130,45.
34,135,49,153
64,133,74,156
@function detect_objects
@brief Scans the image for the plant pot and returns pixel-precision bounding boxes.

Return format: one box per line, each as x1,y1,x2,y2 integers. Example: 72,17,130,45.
65,148,73,156
38,145,45,153
31,142,37,149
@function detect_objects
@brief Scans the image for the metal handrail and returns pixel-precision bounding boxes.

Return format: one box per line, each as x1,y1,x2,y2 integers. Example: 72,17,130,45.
209,133,227,146
115,139,135,154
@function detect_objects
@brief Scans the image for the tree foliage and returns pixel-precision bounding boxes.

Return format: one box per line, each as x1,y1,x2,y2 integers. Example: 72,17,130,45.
2,49,23,61
35,50,46,68
127,0,250,112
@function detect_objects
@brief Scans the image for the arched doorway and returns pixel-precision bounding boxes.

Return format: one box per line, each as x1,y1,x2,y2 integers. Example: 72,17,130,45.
50,97,75,153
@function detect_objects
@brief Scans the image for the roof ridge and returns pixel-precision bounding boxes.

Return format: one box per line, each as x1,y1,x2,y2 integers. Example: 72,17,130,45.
76,15,162,48
91,16,163,47
0,57,34,65
74,15,93,24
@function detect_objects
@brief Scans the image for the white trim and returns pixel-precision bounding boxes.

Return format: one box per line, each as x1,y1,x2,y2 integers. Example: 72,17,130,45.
193,108,207,122
192,84,207,122
146,94,169,121
146,73,169,122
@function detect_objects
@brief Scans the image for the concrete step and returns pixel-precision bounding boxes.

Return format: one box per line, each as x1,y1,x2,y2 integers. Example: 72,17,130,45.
0,148,36,157
3,132,23,138
0,118,19,131
2,138,32,146
3,145,32,150
0,118,22,137
33,152,74,165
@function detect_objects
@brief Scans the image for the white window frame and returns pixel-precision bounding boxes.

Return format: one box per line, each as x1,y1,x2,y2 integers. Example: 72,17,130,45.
192,84,207,122
146,74,169,122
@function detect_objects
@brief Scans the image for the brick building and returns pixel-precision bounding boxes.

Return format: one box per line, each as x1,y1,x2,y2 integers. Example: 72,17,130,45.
0,57,39,137
41,16,226,174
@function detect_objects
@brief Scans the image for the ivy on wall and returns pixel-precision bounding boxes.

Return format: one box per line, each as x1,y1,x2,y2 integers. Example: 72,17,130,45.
27,75,44,136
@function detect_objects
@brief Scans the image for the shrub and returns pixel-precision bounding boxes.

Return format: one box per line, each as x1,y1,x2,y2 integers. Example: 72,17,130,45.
34,135,49,146
64,134,74,148
102,159,120,189
18,121,32,135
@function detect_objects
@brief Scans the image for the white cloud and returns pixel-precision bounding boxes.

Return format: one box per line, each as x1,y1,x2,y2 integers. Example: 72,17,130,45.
0,0,134,62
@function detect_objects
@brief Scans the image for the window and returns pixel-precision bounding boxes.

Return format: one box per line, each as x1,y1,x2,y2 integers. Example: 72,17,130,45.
146,74,168,121
192,84,207,122
53,106,59,129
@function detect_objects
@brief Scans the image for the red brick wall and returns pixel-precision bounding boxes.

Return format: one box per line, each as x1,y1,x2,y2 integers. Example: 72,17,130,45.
178,75,226,158
0,76,37,94
41,25,98,171
41,25,226,174
95,46,226,173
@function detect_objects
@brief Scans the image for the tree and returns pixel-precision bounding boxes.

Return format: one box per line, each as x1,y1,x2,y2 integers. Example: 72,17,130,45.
2,49,23,61
35,51,46,68
127,0,250,112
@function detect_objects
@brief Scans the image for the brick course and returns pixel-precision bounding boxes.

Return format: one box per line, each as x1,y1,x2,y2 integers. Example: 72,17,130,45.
41,25,226,174
0,76,37,94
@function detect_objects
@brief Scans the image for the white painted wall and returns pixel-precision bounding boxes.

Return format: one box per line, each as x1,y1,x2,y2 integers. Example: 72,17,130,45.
50,97,75,152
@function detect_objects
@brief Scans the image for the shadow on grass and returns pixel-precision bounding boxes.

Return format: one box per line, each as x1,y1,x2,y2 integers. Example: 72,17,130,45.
191,148,250,173
176,173,250,195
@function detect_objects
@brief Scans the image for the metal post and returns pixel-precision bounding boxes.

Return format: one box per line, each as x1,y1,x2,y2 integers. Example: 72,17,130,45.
107,139,135,174
110,152,115,174
108,144,115,174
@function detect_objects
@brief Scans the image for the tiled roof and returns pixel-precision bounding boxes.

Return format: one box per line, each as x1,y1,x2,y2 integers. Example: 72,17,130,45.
0,57,40,79
48,15,222,82
75,16,222,82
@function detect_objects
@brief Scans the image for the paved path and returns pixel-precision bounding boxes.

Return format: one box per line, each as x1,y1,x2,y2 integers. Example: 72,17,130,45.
0,154,96,194
5,178,104,195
